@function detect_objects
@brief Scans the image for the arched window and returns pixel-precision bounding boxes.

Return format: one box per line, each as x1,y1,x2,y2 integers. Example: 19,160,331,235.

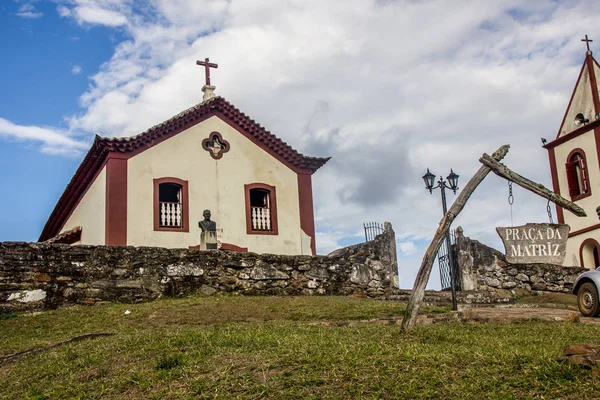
153,178,189,232
566,149,591,200
244,183,278,235
580,239,600,269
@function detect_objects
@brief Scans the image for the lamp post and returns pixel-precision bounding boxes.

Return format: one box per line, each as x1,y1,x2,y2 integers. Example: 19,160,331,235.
422,168,460,311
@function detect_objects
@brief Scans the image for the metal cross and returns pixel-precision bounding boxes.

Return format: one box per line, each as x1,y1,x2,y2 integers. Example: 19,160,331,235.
196,57,218,86
582,34,594,52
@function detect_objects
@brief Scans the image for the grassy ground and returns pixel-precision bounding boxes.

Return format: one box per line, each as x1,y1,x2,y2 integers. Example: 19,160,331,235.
1,295,599,399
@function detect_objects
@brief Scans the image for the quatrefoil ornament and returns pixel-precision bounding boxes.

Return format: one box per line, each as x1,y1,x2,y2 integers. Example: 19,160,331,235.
202,131,230,160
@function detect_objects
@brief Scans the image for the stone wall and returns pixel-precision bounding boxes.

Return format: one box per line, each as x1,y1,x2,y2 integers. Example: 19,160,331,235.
0,223,398,312
455,227,585,293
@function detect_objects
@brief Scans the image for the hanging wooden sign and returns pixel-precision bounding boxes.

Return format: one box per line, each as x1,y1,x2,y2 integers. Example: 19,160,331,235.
496,223,570,264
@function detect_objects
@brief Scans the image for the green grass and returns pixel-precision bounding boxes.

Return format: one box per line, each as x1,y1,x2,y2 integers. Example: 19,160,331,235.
1,295,599,399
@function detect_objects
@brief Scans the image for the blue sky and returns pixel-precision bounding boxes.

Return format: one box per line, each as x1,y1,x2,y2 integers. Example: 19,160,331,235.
1,2,109,240
1,0,599,288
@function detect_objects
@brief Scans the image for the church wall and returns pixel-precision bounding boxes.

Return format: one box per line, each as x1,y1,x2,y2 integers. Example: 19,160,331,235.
559,66,594,137
553,131,600,268
563,229,600,268
565,234,583,267
126,116,303,255
553,131,600,233
61,166,106,245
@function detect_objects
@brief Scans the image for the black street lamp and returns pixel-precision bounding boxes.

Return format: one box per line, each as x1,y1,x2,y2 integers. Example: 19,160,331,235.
422,168,460,310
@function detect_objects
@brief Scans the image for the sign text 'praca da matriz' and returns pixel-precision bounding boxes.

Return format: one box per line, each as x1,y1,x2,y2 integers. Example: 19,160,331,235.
495,223,570,264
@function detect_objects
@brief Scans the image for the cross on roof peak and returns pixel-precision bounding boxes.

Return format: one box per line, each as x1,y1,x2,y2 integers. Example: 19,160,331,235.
582,34,593,53
196,57,218,86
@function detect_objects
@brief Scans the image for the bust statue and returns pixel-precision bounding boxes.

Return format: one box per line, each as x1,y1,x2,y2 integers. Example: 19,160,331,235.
198,209,217,232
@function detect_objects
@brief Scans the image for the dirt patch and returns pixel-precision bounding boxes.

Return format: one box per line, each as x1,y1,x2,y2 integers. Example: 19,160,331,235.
305,306,596,327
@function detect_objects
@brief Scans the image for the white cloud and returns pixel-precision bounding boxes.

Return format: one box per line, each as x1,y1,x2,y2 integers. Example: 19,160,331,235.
16,11,43,18
19,3,35,12
72,65,82,75
57,5,71,18
56,2,128,26
7,0,600,287
315,231,344,255
72,6,127,26
398,241,418,256
15,2,43,18
0,118,88,156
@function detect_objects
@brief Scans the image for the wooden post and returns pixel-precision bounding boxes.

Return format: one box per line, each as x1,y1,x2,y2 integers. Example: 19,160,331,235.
400,145,510,334
479,154,586,217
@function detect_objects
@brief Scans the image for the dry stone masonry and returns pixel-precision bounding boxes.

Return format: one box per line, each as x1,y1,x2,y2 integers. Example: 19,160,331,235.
0,223,398,312
455,227,585,293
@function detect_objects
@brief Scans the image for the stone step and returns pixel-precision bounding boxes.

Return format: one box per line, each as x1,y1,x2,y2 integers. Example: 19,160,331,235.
383,289,515,306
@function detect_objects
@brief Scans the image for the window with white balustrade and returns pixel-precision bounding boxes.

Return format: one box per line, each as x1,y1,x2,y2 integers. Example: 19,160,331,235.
153,178,189,232
245,183,278,235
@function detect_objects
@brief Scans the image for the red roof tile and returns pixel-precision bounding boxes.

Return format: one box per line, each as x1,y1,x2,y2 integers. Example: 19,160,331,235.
45,226,82,244
96,96,330,171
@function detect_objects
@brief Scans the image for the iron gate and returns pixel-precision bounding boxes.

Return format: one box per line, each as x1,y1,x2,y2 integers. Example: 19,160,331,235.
363,222,384,242
437,230,460,291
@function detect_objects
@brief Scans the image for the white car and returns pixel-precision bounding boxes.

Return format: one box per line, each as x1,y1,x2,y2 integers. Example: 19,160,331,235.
573,269,600,317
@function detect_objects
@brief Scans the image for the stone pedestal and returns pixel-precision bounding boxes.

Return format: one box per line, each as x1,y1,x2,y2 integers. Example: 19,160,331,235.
202,85,216,101
200,231,218,250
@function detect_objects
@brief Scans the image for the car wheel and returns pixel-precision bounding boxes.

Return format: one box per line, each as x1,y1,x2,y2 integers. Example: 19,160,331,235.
578,282,600,317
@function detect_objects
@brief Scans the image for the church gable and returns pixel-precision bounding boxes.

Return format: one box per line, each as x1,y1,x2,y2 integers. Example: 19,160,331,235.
125,115,302,250
40,96,329,245
97,96,329,173
557,60,595,138
557,50,600,139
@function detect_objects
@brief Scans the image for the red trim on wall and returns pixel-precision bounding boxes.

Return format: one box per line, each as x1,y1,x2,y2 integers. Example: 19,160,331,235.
39,140,110,241
570,223,600,237
297,173,316,255
105,157,128,245
544,120,599,149
547,147,564,224
594,126,600,172
579,238,600,269
244,183,279,235
220,243,248,252
555,59,588,140
55,158,109,236
153,177,190,232
586,54,600,114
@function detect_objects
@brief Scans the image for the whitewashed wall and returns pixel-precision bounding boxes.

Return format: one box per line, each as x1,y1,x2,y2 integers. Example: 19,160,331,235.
127,116,304,255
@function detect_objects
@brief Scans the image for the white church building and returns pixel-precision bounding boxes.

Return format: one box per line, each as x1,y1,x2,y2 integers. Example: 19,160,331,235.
544,38,600,268
39,62,329,256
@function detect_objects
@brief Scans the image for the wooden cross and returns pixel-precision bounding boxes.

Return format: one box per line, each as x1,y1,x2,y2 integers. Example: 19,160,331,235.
196,57,218,86
582,34,593,52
